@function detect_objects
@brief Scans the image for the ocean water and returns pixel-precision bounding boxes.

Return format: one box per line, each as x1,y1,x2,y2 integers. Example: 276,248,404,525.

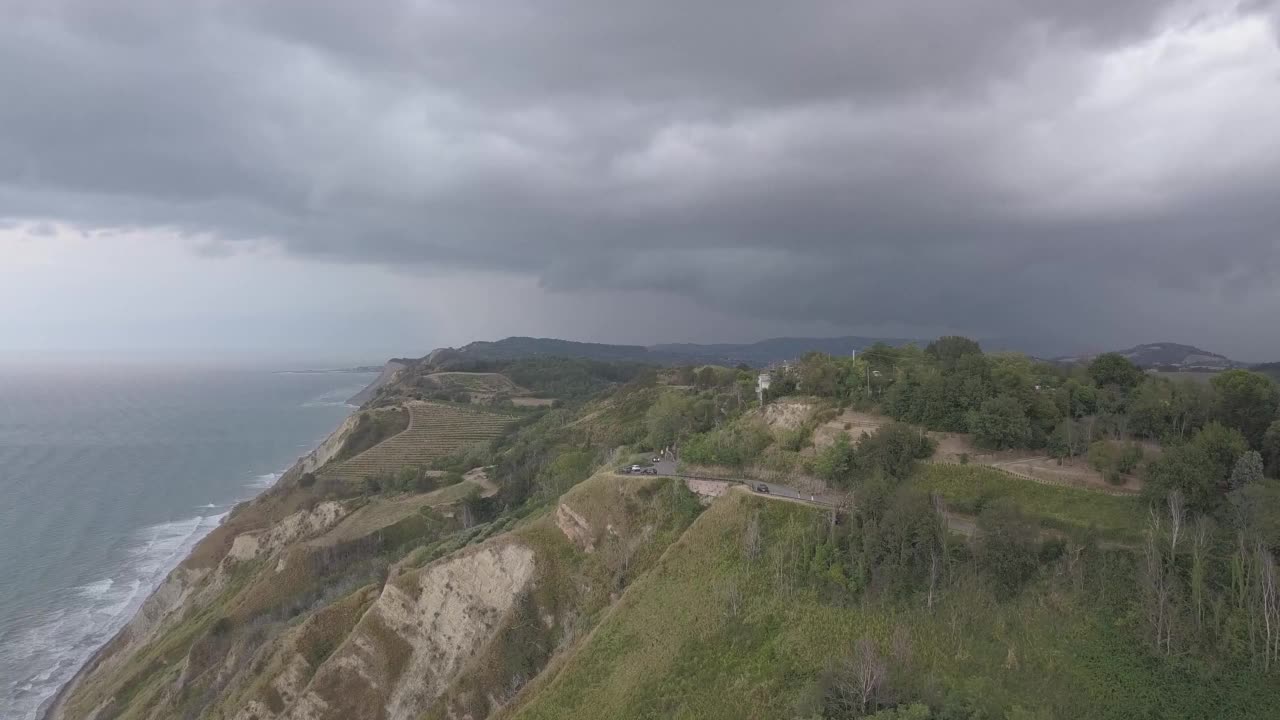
0,364,376,720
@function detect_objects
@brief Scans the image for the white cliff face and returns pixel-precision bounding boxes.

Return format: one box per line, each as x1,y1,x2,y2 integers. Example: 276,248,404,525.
278,541,537,720
298,414,360,475
42,481,355,720
226,502,347,563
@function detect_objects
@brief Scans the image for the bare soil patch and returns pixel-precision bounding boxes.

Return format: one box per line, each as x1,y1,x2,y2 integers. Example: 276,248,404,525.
812,410,890,449
760,398,818,430
929,432,1143,494
511,397,556,407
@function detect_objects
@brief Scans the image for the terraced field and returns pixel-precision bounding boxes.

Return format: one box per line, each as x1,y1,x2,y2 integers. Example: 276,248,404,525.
320,402,515,483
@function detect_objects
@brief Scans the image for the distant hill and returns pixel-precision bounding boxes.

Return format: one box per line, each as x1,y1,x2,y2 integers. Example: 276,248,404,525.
649,335,919,366
424,337,681,366
1252,362,1280,382
1056,342,1242,371
417,335,923,369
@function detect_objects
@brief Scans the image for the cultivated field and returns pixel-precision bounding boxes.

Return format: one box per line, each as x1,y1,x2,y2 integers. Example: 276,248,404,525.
424,371,522,396
320,402,515,483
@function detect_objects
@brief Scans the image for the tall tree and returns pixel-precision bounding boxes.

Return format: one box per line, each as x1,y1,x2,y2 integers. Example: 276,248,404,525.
1087,352,1145,391
1231,451,1266,492
1264,420,1280,478
925,335,982,371
1145,443,1222,513
971,394,1031,450
1211,370,1280,448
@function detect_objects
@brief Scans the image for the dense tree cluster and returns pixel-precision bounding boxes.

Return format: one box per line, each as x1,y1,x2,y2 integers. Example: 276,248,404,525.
813,423,936,489
765,340,1280,504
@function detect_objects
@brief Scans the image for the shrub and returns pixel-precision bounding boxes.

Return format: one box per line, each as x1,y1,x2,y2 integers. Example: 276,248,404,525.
975,499,1040,598
854,423,936,483
1116,443,1145,474
1087,441,1115,473
681,419,772,468
814,433,856,485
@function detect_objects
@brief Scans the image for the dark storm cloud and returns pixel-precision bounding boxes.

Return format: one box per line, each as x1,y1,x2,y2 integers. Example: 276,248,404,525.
2,0,1280,354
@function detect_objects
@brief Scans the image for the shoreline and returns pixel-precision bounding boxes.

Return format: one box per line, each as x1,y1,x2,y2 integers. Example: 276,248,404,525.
33,372,382,720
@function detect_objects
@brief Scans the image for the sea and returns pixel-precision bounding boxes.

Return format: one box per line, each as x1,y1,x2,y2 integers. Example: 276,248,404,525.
0,363,377,720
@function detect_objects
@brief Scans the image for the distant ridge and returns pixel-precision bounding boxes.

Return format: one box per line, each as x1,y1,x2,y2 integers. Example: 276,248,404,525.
1056,342,1242,371
417,335,923,369
649,335,920,366
401,336,1266,375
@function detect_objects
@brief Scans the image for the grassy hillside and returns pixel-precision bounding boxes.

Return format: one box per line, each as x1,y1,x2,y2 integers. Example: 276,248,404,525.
511,486,1280,720
912,463,1146,543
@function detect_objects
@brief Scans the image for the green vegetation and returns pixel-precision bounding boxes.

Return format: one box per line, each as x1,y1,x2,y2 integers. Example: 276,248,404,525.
681,417,773,467
335,407,409,460
813,422,934,488
512,490,1280,720
912,464,1145,543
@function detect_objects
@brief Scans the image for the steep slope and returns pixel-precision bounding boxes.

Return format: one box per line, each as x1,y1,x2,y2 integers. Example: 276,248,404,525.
42,470,702,720
347,360,409,406
508,489,1280,720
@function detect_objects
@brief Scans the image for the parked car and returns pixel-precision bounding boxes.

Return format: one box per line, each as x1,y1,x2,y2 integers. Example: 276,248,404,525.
754,483,770,494
644,467,658,475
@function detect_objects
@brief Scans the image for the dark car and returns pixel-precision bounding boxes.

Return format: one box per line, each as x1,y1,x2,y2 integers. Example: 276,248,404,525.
754,483,770,493
644,467,658,475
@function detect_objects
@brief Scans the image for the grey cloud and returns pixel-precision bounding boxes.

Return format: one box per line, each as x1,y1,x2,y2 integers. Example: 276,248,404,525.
2,0,1280,356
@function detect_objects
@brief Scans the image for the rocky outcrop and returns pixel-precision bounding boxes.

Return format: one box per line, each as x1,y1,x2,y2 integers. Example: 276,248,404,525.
556,503,596,552
267,542,536,720
298,415,360,475
226,501,347,563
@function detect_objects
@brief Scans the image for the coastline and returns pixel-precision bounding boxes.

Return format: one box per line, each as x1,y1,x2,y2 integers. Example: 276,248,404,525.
34,372,381,720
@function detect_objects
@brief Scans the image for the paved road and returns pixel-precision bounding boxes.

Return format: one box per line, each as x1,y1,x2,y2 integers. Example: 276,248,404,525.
645,451,838,507
628,454,1115,545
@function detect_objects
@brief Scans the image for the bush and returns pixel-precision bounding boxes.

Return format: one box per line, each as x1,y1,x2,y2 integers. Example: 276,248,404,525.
854,423,936,483
814,433,856,485
1116,443,1145,474
681,419,772,468
1087,441,1115,473
975,499,1040,598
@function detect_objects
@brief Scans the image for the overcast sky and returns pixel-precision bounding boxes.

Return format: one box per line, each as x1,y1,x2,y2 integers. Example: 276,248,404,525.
2,0,1279,362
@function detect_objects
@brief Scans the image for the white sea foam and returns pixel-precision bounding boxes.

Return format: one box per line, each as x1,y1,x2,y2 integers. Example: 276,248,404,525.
300,384,366,408
249,472,280,489
1,511,227,720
